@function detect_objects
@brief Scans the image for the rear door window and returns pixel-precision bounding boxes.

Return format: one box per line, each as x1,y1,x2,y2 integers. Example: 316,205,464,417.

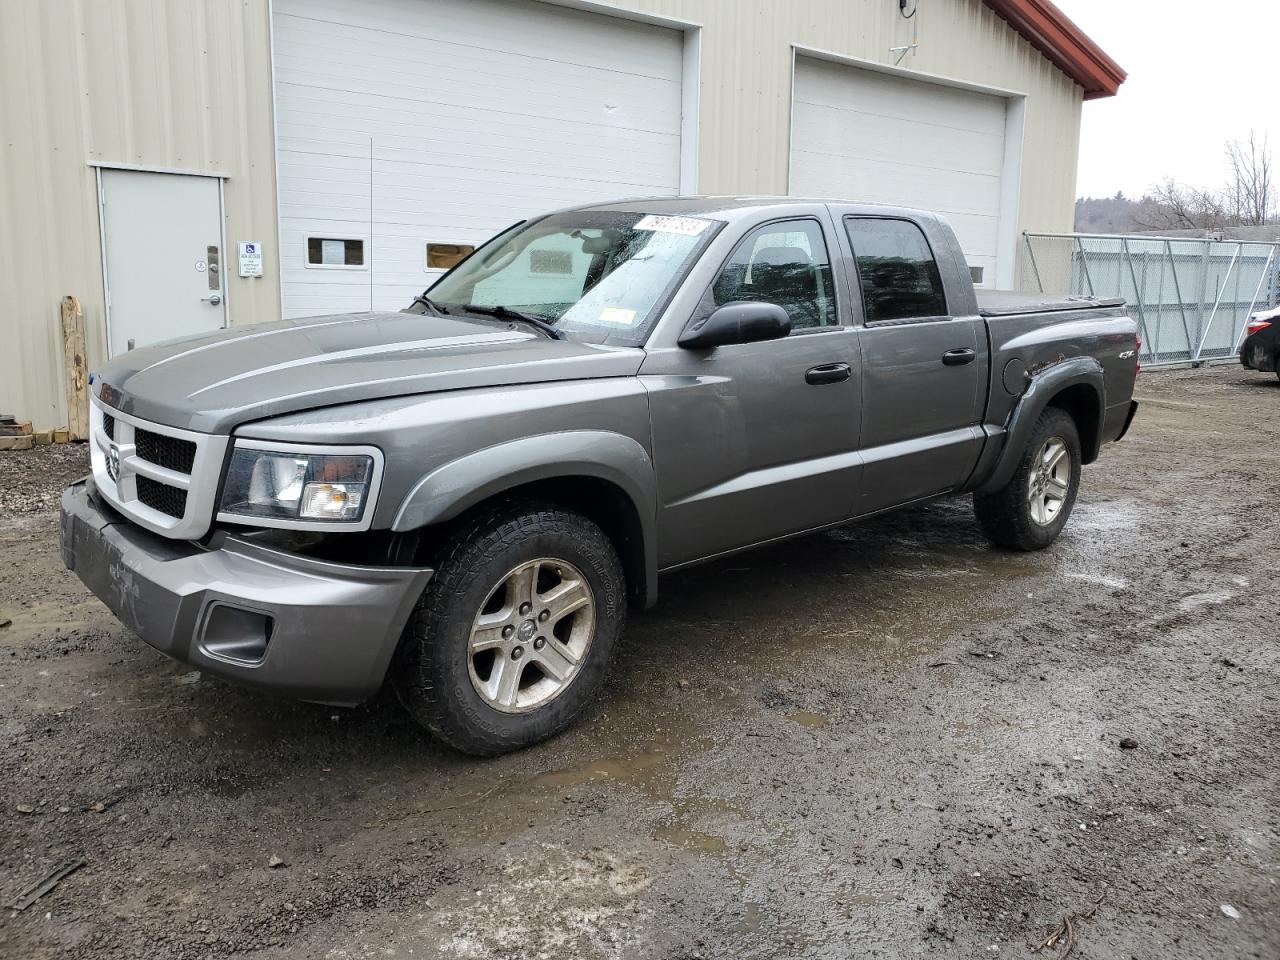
844,218,949,323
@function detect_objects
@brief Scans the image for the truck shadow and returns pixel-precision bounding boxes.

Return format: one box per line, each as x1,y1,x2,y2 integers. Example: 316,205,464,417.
1237,375,1280,389
61,494,1022,794
165,497,998,742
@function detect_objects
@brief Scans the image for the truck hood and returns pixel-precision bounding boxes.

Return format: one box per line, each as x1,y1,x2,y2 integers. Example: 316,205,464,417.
94,312,645,433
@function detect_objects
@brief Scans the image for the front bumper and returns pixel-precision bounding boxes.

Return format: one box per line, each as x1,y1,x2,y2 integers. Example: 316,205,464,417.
60,480,432,705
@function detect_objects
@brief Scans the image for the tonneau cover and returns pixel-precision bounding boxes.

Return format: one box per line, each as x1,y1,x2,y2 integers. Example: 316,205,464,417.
977,290,1125,317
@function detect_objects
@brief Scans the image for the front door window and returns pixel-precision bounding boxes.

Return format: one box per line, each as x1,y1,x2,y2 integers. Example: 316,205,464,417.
705,219,840,331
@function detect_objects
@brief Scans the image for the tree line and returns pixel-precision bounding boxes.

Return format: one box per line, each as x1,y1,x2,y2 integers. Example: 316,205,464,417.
1076,132,1274,234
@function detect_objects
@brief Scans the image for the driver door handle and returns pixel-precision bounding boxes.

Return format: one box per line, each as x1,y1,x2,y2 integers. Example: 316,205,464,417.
942,348,976,366
805,362,852,385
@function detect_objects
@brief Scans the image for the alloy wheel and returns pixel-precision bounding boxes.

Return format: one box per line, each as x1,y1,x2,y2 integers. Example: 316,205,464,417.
1028,436,1072,525
467,558,596,714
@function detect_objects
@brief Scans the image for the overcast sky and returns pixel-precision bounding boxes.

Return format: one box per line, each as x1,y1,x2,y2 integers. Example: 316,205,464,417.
1054,0,1280,200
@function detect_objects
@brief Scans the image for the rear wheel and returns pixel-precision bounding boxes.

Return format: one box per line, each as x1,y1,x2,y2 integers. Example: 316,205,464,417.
394,501,625,756
974,407,1081,551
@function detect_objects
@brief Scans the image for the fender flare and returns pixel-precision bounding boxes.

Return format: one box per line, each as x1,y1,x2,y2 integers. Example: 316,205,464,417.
976,357,1105,495
391,430,659,606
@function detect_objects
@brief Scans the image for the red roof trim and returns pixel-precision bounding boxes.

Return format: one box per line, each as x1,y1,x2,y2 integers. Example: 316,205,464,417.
984,0,1126,99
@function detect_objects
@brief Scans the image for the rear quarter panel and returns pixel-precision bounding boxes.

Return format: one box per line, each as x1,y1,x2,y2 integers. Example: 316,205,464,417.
983,306,1139,444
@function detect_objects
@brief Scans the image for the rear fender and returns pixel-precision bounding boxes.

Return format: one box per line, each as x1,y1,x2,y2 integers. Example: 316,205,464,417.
976,357,1105,495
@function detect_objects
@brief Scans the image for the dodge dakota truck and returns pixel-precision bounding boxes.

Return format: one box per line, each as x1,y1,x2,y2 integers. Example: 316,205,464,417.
61,198,1139,755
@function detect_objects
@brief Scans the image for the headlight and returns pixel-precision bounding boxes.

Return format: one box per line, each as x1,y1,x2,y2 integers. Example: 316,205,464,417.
219,444,380,526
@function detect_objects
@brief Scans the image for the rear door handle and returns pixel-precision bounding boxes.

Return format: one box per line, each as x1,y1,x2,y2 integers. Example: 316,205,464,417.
805,362,851,385
942,348,976,366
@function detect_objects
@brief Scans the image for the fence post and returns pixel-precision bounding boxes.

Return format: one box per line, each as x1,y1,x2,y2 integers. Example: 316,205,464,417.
1231,243,1243,353
1153,243,1166,362
1232,246,1276,355
61,296,89,442
1196,243,1240,363
1121,239,1154,354
1023,234,1044,292
1074,236,1095,296
1164,241,1193,362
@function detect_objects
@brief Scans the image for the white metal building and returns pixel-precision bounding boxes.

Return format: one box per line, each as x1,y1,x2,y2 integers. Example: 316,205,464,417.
0,0,1123,428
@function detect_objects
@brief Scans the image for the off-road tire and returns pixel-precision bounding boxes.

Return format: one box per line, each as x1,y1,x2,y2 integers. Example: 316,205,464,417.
394,501,625,756
973,407,1081,551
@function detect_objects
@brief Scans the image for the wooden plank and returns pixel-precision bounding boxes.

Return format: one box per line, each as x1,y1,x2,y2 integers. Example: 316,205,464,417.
0,435,34,451
61,296,89,442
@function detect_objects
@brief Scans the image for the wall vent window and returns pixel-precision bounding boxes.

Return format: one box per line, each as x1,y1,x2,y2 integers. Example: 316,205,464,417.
970,266,985,285
529,249,574,275
306,237,364,268
427,243,475,270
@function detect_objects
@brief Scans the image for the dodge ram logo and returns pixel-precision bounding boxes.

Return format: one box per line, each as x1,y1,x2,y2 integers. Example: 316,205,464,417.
107,445,121,483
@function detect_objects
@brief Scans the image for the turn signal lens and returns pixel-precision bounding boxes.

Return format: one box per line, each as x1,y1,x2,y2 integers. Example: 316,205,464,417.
300,482,366,521
1246,318,1272,337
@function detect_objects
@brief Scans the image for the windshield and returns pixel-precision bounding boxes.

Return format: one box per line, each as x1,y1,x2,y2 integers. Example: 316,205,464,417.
420,211,719,345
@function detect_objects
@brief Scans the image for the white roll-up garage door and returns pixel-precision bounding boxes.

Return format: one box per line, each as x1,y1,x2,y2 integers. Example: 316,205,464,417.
272,0,686,317
790,57,1017,288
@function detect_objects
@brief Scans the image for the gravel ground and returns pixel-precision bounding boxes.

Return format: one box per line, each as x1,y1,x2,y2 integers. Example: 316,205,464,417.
0,444,92,516
1,365,1277,960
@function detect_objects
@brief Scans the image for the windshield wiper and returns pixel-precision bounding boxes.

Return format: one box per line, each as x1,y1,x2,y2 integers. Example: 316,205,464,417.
410,294,450,316
462,303,565,340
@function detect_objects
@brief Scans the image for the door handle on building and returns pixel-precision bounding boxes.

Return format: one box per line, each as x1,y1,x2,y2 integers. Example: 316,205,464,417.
202,294,222,306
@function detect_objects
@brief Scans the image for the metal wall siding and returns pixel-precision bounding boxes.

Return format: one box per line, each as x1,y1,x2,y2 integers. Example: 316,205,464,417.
0,0,279,428
623,0,1083,230
2,0,1082,427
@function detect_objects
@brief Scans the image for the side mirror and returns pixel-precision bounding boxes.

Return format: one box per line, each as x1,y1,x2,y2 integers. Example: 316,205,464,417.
678,302,791,350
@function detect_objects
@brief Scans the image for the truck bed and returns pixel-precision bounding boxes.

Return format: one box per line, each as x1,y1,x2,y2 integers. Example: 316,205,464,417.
976,290,1125,317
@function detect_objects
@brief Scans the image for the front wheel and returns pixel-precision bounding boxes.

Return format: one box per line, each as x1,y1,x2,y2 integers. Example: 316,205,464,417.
973,407,1082,551
394,502,626,756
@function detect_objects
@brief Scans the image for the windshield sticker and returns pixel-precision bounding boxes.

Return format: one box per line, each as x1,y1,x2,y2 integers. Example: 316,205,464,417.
634,214,710,236
598,307,637,326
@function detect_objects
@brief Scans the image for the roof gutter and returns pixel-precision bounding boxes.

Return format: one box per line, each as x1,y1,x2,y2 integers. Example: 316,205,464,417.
984,0,1126,99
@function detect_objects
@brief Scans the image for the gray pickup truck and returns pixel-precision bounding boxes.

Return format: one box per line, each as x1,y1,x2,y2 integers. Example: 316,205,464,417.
61,198,1139,755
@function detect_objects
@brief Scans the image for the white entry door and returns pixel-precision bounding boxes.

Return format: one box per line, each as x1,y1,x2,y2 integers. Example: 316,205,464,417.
99,169,227,356
790,57,1018,288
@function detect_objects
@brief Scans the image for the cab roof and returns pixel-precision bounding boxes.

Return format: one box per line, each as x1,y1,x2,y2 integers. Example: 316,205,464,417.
567,195,937,224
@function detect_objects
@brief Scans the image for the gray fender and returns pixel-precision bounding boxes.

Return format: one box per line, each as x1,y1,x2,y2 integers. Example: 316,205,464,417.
976,357,1105,495
391,430,659,606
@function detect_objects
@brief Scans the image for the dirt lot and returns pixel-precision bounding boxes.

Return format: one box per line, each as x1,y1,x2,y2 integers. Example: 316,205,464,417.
1,365,1278,960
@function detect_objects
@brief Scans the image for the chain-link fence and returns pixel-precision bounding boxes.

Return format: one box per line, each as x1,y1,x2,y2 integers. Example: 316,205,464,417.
1019,233,1280,367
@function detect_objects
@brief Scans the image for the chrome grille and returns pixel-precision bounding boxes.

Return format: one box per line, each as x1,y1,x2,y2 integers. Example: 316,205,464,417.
90,397,229,540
